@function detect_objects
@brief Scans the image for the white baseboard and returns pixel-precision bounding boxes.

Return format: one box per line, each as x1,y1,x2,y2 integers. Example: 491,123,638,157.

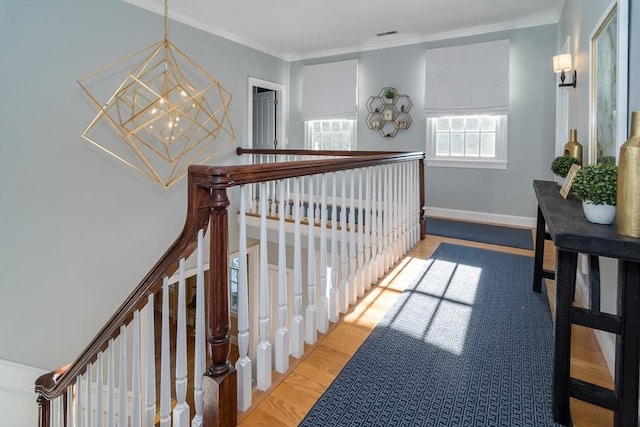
0,359,47,426
425,207,537,228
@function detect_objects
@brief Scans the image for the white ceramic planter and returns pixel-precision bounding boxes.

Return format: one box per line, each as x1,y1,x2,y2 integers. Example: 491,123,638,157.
582,200,616,225
555,175,565,187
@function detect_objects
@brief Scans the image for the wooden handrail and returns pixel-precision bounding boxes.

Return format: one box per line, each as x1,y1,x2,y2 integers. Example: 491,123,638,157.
196,151,425,187
35,172,212,400
35,148,426,426
236,147,410,157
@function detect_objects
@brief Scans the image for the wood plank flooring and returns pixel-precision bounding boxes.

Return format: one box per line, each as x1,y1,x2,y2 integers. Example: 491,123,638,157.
238,232,614,427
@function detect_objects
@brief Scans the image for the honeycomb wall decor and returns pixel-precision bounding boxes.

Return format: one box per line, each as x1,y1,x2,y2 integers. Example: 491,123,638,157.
366,87,412,138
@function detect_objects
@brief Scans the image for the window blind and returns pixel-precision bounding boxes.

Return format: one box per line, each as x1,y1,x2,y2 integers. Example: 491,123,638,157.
302,59,358,121
424,39,510,116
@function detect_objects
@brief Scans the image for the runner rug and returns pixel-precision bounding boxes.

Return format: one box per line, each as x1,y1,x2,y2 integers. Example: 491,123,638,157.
425,218,534,250
299,243,560,427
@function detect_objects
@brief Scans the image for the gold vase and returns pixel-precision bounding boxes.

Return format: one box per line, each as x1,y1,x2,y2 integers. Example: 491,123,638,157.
617,111,640,237
563,128,583,164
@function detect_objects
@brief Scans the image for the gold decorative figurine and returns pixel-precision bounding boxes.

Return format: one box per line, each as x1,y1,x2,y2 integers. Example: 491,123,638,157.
563,129,583,165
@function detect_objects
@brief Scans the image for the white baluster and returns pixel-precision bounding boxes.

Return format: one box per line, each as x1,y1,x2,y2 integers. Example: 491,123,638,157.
348,170,357,306
364,166,372,291
356,168,365,297
306,176,318,344
402,162,407,252
318,173,329,333
391,163,398,264
145,294,156,427
275,181,290,373
370,167,379,284
75,377,82,427
404,162,410,252
236,186,252,411
107,340,115,427
257,182,272,390
411,161,418,245
377,165,385,280
192,229,205,427
131,311,141,427
119,325,127,427
270,181,277,217
159,277,171,427
383,165,391,273
56,392,66,427
174,259,190,425
97,352,104,427
291,178,305,358
85,363,93,427
329,172,339,322
339,171,348,313
414,160,421,245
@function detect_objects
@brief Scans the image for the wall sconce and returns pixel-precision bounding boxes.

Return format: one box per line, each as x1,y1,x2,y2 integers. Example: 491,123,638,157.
553,53,577,88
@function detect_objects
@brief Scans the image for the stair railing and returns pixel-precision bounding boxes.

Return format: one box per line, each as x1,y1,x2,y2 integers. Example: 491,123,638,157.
35,149,425,427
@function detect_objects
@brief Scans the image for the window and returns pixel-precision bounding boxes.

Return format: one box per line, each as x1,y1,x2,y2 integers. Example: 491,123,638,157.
302,60,358,151
424,40,510,169
305,119,355,150
426,115,507,168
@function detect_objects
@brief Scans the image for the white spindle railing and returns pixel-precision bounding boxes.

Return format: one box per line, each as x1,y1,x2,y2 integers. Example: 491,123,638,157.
131,311,141,427
42,155,423,426
257,182,272,391
236,185,252,411
144,294,156,427
174,260,189,426
339,171,349,314
348,171,357,306
192,229,206,427
275,181,289,372
329,172,339,323
306,176,318,345
291,177,305,358
318,173,329,333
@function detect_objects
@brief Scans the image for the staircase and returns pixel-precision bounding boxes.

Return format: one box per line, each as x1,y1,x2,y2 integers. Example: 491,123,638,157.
34,148,426,426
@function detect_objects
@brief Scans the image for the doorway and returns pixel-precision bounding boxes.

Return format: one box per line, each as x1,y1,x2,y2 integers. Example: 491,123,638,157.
247,77,286,150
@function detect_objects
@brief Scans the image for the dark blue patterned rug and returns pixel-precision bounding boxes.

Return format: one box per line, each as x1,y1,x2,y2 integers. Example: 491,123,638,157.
425,218,534,250
300,244,560,427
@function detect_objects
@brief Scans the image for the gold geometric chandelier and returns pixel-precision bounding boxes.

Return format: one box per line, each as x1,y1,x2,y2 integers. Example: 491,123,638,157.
78,0,235,188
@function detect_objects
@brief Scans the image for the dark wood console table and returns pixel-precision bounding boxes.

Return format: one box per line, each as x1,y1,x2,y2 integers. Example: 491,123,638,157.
532,180,640,426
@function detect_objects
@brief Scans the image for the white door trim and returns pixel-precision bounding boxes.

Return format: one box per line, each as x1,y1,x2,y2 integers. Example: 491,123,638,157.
247,77,287,152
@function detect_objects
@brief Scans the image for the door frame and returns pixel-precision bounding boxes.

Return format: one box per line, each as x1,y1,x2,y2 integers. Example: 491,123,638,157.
247,77,286,151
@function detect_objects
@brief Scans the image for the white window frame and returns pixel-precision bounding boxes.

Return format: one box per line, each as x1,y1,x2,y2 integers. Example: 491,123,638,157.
426,114,508,169
304,118,357,151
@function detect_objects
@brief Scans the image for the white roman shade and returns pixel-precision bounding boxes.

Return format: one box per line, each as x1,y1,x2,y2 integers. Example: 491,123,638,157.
424,39,510,116
302,59,358,120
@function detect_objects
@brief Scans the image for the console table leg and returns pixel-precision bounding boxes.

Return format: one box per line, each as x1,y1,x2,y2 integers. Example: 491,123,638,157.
615,261,640,427
533,206,546,293
553,249,577,426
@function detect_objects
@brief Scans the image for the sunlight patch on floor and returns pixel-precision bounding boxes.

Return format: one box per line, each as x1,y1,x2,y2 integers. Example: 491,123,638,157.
422,260,481,355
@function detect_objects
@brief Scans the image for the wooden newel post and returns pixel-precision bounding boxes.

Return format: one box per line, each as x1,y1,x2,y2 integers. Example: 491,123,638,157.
203,183,237,427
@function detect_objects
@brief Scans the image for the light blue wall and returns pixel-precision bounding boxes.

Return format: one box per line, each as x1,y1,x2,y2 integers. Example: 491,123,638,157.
290,25,559,219
556,0,639,373
0,0,288,370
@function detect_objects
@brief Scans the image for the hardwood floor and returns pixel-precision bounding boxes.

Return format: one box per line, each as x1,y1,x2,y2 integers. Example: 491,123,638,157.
238,232,614,427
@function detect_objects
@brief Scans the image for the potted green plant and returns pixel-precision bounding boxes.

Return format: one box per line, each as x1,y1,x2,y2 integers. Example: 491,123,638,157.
571,163,618,224
550,155,580,185
384,89,395,100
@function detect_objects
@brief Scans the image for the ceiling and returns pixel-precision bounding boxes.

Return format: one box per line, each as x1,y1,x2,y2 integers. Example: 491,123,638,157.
123,0,565,61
